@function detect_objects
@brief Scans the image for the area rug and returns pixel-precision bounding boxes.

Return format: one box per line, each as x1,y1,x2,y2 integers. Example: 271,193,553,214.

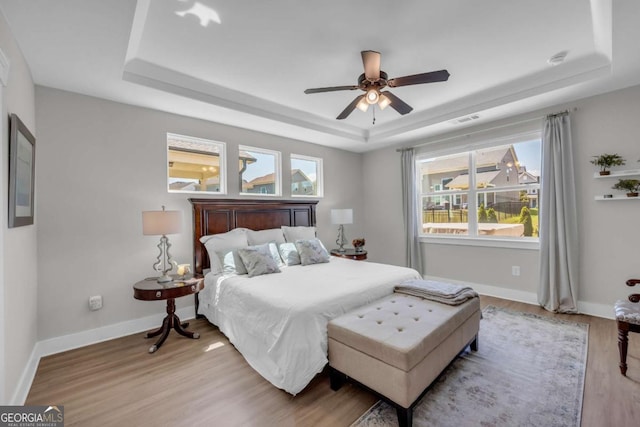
351,306,588,427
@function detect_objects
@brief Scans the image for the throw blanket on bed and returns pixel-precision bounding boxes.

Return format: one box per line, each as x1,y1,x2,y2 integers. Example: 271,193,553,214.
394,279,478,306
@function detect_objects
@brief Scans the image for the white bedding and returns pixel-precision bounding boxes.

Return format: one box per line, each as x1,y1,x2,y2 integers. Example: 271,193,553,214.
198,257,421,394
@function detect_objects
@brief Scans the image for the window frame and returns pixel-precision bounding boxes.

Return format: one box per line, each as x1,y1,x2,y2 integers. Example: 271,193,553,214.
416,131,541,250
290,153,324,198
239,145,282,197
166,133,227,195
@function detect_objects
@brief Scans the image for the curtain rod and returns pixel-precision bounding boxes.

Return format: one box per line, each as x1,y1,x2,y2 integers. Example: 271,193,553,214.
394,116,540,152
396,107,578,152
546,110,569,119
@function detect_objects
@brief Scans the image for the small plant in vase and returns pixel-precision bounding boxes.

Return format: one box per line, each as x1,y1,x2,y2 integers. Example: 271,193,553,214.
613,179,640,197
590,153,625,175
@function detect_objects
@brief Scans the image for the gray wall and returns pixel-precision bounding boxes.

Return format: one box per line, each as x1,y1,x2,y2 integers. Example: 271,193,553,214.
0,11,37,403
362,84,640,312
34,87,365,340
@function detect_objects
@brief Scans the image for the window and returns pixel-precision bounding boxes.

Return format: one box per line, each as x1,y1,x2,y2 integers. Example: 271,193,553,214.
291,154,323,197
239,146,281,196
167,133,226,194
418,137,541,240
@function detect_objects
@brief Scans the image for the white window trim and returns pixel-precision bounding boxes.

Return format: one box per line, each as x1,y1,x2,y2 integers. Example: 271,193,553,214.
167,133,227,195
290,153,323,198
417,132,541,247
239,145,282,197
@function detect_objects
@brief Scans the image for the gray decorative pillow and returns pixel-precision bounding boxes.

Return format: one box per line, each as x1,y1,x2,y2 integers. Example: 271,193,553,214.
278,242,301,266
295,238,330,266
238,243,281,277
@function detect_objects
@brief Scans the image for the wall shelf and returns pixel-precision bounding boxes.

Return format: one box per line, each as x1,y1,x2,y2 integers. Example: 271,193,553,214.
595,195,640,201
593,169,640,178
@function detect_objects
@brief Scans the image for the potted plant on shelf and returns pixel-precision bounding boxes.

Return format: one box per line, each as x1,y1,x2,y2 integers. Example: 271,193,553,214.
590,153,626,175
613,179,640,197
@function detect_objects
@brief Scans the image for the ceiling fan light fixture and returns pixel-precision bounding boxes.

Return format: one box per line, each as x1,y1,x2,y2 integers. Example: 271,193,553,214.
378,93,391,110
366,89,379,105
356,97,369,112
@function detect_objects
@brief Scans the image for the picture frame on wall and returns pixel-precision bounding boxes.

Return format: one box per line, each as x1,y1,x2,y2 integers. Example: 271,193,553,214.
8,113,36,228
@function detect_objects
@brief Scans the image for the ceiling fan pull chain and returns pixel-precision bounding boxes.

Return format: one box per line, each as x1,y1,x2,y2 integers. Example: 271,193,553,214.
372,105,376,125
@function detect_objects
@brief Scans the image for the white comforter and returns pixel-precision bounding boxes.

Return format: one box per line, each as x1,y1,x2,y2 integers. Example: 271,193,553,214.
198,257,421,395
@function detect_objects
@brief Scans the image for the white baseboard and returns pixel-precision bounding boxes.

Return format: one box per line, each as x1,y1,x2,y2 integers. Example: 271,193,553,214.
11,306,196,405
424,275,614,320
12,281,616,405
577,301,614,320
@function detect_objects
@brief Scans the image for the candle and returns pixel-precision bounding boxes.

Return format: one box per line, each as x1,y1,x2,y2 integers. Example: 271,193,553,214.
177,264,188,276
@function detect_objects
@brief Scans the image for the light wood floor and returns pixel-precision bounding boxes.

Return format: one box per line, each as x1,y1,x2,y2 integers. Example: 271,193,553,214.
26,296,640,427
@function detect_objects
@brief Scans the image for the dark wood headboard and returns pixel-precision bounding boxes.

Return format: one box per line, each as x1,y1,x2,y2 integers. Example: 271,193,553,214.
189,198,318,275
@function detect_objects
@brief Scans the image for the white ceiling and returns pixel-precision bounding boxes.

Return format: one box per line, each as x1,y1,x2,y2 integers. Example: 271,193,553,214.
1,0,639,152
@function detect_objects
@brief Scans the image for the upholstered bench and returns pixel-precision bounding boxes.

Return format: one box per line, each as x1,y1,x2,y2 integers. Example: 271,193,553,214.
328,293,481,427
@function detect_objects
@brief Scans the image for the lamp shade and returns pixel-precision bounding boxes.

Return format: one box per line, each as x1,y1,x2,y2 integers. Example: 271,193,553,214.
331,208,353,225
142,209,182,235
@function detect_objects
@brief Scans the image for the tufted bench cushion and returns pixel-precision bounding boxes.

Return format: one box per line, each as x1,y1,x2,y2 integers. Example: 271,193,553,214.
615,299,640,325
328,293,480,426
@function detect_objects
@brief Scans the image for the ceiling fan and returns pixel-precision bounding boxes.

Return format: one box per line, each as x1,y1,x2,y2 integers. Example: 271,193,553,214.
304,50,450,120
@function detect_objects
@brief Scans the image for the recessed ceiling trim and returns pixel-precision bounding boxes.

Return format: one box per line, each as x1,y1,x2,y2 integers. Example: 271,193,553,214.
367,53,611,143
123,58,368,143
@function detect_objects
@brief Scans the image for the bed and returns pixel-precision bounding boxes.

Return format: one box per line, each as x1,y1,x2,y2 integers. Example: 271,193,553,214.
190,198,421,395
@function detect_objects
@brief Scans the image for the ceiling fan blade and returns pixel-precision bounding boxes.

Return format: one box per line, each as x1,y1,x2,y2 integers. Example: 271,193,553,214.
304,85,359,94
381,91,413,115
361,50,381,81
387,69,450,87
337,95,365,120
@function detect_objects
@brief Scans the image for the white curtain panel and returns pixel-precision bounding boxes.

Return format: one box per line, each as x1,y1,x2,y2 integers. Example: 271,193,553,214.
538,112,579,313
401,148,423,273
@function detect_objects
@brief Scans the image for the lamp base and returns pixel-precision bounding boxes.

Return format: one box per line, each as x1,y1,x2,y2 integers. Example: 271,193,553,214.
157,274,173,283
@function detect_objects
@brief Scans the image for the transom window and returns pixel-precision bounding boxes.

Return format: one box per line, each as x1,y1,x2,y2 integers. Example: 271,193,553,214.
167,133,226,194
418,136,541,240
291,154,323,197
239,145,281,196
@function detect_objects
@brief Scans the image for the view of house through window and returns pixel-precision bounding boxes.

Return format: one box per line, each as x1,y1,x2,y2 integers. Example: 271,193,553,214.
239,146,281,196
167,133,226,194
419,137,541,239
291,154,323,197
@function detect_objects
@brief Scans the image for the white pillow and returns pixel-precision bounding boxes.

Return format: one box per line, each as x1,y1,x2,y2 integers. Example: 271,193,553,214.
215,248,248,275
237,244,281,278
267,242,285,268
295,238,330,266
200,228,249,274
282,226,316,243
247,228,286,245
278,242,301,266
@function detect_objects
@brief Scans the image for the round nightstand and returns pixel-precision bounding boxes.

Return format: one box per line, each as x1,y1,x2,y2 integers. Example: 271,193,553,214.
330,248,368,261
133,275,204,353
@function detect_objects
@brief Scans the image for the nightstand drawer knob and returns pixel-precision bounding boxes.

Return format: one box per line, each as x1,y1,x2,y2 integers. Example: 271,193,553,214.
156,291,161,298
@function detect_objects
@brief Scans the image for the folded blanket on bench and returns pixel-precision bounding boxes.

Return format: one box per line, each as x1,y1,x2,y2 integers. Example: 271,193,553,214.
394,279,478,306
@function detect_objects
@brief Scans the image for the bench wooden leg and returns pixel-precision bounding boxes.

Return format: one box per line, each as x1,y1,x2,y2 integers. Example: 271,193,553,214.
329,367,346,391
396,405,413,427
618,322,629,376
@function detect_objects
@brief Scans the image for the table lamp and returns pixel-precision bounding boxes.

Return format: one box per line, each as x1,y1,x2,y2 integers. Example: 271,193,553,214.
142,206,182,283
331,208,353,253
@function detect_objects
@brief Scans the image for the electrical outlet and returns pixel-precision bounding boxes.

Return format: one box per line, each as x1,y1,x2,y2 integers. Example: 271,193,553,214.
511,266,521,276
89,295,103,311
